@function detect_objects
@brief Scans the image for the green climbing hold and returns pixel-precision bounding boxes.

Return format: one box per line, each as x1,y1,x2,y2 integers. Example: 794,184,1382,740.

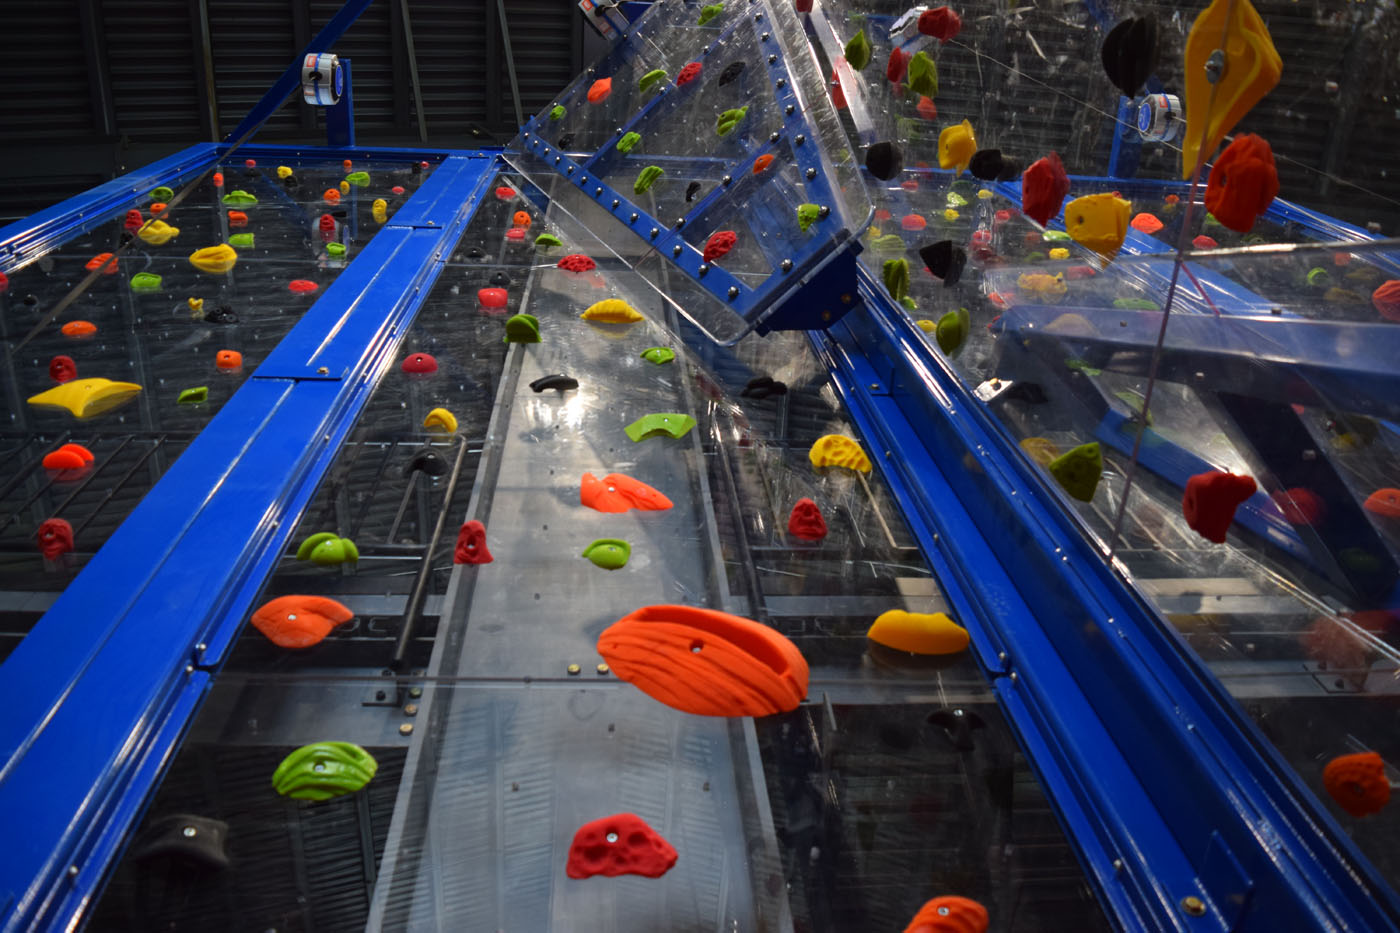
151,186,175,202
797,203,820,232
845,29,872,70
617,131,642,154
550,104,566,121
1112,297,1157,310
641,346,675,365
899,296,918,312
882,258,910,301
222,190,257,205
296,532,360,565
271,742,378,801
1305,267,1331,287
1203,212,1223,228
1113,389,1154,425
534,232,563,249
935,307,971,355
130,272,163,293
1042,230,1071,242
229,233,254,248
177,386,208,405
638,69,667,94
906,51,938,97
504,313,541,343
625,412,696,441
634,165,664,194
715,106,748,137
327,242,347,257
345,171,370,187
582,538,631,570
1065,358,1102,377
697,3,723,25
945,191,969,208
870,234,906,253
1024,251,1047,263
1047,442,1103,502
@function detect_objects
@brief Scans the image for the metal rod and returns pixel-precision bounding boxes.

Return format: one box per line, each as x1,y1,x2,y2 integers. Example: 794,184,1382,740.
385,475,419,544
0,434,66,504
400,0,429,142
71,436,165,536
495,0,526,128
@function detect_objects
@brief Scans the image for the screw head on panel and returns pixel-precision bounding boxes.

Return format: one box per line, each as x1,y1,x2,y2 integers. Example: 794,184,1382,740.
781,259,792,272
673,244,683,256
806,167,817,179
629,212,639,222
727,286,739,300
649,227,659,239
698,263,710,276
721,175,732,186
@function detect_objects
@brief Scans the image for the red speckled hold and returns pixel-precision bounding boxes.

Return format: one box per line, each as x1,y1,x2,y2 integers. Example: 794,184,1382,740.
1372,280,1400,322
904,895,989,933
1182,470,1257,543
901,214,927,231
970,229,992,247
36,518,74,561
1204,134,1278,233
1273,487,1325,526
319,214,336,234
495,186,516,201
288,279,319,293
565,813,677,880
453,520,493,564
916,96,938,120
703,230,737,263
677,62,702,86
788,498,828,540
875,208,892,222
49,355,76,383
124,209,144,232
1192,234,1219,250
993,209,1013,224
392,185,405,195
477,287,508,310
918,6,962,41
796,0,812,10
1021,152,1070,226
558,253,596,273
400,352,437,374
886,47,908,83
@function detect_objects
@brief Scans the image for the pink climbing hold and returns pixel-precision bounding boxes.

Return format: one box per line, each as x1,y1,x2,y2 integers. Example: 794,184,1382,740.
454,520,493,564
505,227,526,241
400,352,438,375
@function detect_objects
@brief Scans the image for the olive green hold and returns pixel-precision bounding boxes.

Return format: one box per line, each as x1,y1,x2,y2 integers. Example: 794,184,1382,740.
177,386,207,405
845,29,872,71
900,296,918,312
882,258,910,301
345,171,370,187
1047,442,1103,502
1305,267,1331,288
296,532,360,565
1113,389,1153,425
715,106,747,137
638,69,667,94
504,313,541,343
222,190,257,206
617,131,642,154
582,538,631,570
797,203,820,232
935,307,970,355
272,742,378,801
1065,358,1102,377
535,232,563,249
550,105,566,121
1112,297,1157,310
151,186,175,202
697,3,723,25
634,165,664,194
946,191,968,208
625,412,696,441
229,233,254,248
327,242,347,257
870,234,906,253
641,346,675,365
1025,251,1047,263
906,51,938,97
130,272,163,293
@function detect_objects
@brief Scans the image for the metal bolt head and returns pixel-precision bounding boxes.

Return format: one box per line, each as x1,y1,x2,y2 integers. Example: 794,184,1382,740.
616,127,624,136
409,686,423,698
769,132,780,143
727,286,739,300
698,263,710,276
1180,896,1206,917
567,663,581,675
785,104,794,115
399,723,414,736
649,227,659,239
721,175,732,186
611,199,620,208
566,165,574,175
317,365,329,374
781,259,792,272
769,54,778,64
182,826,197,838
404,704,418,716
675,217,685,228
580,176,588,185
818,206,831,218
806,167,817,180
554,156,561,165
776,78,786,88
761,31,770,40
595,186,603,196
795,134,805,145
673,244,683,256
629,212,639,222
596,663,610,675
1204,50,1225,84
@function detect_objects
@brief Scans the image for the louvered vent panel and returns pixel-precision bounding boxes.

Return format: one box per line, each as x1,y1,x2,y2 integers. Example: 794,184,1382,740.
312,0,397,131
209,0,300,139
102,2,201,139
0,4,92,142
414,0,491,131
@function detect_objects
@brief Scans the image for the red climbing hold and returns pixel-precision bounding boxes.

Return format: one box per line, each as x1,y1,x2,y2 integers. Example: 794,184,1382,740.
85,253,118,275
1182,470,1257,543
495,186,517,201
1192,234,1219,250
124,209,144,232
993,209,1013,224
477,287,508,311
677,62,702,86
43,443,94,472
212,172,224,187
1022,152,1070,227
392,185,405,195
228,210,249,227
558,253,597,273
830,68,847,109
453,520,493,565
753,153,774,175
901,214,927,231
1065,265,1098,280
400,352,437,375
36,518,74,560
886,47,908,83
796,0,813,11
1372,280,1400,322
288,279,319,293
918,6,963,41
587,77,613,104
901,178,919,192
244,159,256,168
788,498,828,540
703,230,737,263
970,229,992,247
1272,487,1325,526
318,214,336,235
505,227,526,241
49,355,76,384
875,208,892,222
565,813,677,880
916,96,938,120
1204,134,1278,234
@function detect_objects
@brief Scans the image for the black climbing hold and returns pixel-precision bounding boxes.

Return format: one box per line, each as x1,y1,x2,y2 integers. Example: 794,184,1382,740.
718,61,745,86
205,304,239,324
740,375,788,399
120,231,135,245
466,246,486,259
1004,382,1048,405
23,294,38,307
282,174,300,189
411,162,423,175
685,181,702,202
558,132,576,149
927,708,986,752
968,148,1019,182
919,240,967,287
529,373,579,393
331,208,348,219
489,271,511,287
243,167,259,178
1101,15,1159,99
132,814,231,870
407,447,449,477
864,141,903,181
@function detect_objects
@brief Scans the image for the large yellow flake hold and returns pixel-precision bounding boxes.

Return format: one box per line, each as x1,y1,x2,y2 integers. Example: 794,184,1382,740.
867,610,969,655
189,243,238,274
138,220,180,245
938,119,976,175
1063,193,1131,259
28,378,142,419
809,434,871,473
581,299,644,323
1181,0,1281,177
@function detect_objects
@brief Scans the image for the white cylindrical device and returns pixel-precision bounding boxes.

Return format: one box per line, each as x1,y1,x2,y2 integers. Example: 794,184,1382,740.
301,53,343,106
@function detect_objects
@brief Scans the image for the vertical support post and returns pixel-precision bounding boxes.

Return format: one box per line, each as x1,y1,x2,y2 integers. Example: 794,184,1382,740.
496,0,526,129
484,1,501,130
292,0,317,133
189,0,221,140
326,58,356,148
1106,95,1140,179
400,0,429,143
77,0,117,142
389,0,413,132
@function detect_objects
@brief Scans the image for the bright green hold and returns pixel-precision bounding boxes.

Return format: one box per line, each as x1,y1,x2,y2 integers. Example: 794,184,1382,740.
222,190,257,205
715,106,747,137
272,742,378,801
1305,267,1331,287
504,313,541,343
906,51,938,97
327,242,347,257
1113,389,1153,425
617,131,642,154
296,532,360,565
345,171,370,187
177,386,207,405
882,258,910,301
641,346,675,365
797,203,820,232
900,296,918,312
582,538,631,570
1047,442,1103,502
151,186,174,202
870,234,905,253
1065,358,1102,377
1203,212,1223,228
697,3,723,25
130,272,163,292
634,165,664,194
625,412,696,441
229,233,254,247
1025,251,1047,262
935,307,970,355
550,105,566,121
1042,230,1071,242
845,29,872,70
638,69,667,94
946,191,968,208
1112,297,1157,310
535,232,563,249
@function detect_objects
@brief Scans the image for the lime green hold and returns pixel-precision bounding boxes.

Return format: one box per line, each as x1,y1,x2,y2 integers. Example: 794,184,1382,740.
797,202,820,232
906,51,938,97
715,106,747,137
177,386,207,405
1112,297,1157,310
229,233,254,247
1065,358,1102,377
535,232,563,249
946,191,968,208
617,131,642,154
1305,267,1331,287
1113,389,1154,425
550,104,566,121
130,272,163,292
222,190,257,205
697,3,723,25
272,742,378,801
1025,251,1047,262
638,69,667,94
504,313,541,343
900,296,918,312
1042,230,1071,242
870,234,906,252
625,412,696,441
634,165,664,194
296,532,360,565
935,307,970,355
1203,212,1223,228
1047,442,1103,502
641,346,675,365
882,258,910,301
151,186,174,202
845,29,872,70
582,538,631,570
327,242,347,257
345,171,371,187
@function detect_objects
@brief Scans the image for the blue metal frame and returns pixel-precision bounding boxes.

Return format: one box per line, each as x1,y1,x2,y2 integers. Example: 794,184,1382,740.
0,146,498,933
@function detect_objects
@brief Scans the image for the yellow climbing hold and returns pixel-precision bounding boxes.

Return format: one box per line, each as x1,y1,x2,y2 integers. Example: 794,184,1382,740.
423,407,458,433
187,297,204,314
1064,193,1131,258
867,610,969,655
809,434,872,473
138,220,180,245
189,243,238,274
372,198,388,224
277,165,294,179
977,188,994,200
944,208,960,222
1181,0,1281,177
27,378,143,419
1049,247,1070,260
938,119,977,175
581,299,644,323
915,319,937,333
1019,436,1061,467
339,180,351,195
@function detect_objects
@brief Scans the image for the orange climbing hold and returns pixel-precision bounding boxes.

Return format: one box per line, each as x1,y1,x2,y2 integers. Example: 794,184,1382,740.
215,349,243,370
512,210,532,228
323,188,341,205
587,77,613,103
228,210,248,227
61,321,97,339
1364,488,1400,518
42,443,95,471
597,604,809,717
1130,212,1164,234
250,595,353,649
1323,751,1391,818
904,896,989,933
580,472,672,513
149,202,167,215
85,253,118,275
753,153,774,174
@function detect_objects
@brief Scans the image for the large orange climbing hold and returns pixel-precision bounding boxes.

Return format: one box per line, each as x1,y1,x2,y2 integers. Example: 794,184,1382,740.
250,595,353,649
904,896,989,933
1181,0,1281,177
580,472,672,513
512,210,532,228
597,604,809,717
587,77,613,103
1364,488,1400,518
1323,751,1391,818
1372,280,1400,322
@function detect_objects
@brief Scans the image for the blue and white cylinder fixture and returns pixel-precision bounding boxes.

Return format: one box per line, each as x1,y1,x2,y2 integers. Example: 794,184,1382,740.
301,53,343,106
1137,93,1182,143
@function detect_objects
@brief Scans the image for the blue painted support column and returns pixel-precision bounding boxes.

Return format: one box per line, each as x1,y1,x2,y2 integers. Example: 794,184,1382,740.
325,58,356,147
